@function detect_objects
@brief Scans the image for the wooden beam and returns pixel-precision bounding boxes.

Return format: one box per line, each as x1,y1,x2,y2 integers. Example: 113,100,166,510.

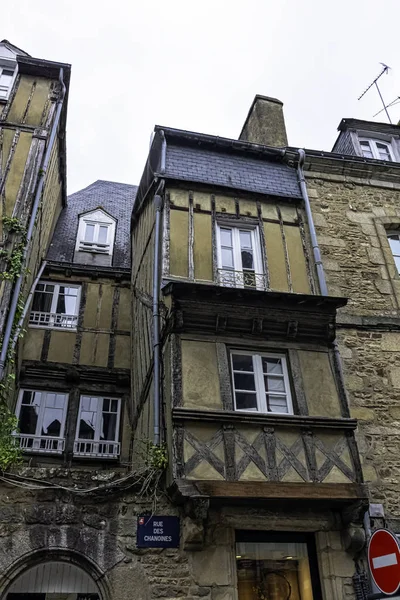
187,480,368,502
172,407,358,430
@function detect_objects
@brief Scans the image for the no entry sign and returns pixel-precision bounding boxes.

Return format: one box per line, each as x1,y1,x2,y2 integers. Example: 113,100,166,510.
368,529,400,595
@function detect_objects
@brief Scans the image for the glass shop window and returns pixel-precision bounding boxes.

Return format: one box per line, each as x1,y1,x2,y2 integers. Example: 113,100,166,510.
236,532,322,600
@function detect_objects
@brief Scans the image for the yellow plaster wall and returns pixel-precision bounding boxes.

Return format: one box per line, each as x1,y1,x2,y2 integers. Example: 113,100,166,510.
298,350,342,418
167,189,312,293
181,340,222,410
114,336,131,369
25,79,52,126
80,332,109,367
47,331,75,363
193,212,213,281
8,76,51,126
284,225,311,294
83,284,100,328
170,209,189,278
117,288,131,331
22,329,45,361
98,284,113,329
5,131,32,217
264,222,289,291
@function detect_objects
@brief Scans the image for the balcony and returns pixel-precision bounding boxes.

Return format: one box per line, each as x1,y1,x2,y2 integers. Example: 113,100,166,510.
15,434,65,454
217,268,267,290
73,439,120,458
29,311,78,329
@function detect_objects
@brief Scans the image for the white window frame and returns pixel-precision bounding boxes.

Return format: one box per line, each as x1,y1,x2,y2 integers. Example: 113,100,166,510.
359,138,395,161
29,281,81,330
0,63,17,100
216,222,265,290
14,389,68,454
230,350,293,415
74,395,121,458
387,231,400,274
76,209,116,255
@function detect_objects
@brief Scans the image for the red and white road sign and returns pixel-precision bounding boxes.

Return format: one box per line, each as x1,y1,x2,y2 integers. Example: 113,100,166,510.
368,528,400,595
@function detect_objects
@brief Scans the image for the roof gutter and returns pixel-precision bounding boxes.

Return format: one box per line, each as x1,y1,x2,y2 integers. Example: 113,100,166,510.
0,68,66,380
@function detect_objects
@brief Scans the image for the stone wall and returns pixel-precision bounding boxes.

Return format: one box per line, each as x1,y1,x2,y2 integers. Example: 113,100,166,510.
308,174,400,524
0,468,358,600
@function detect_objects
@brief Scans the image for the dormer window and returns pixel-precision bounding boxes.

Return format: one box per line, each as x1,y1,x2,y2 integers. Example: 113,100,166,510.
359,138,393,161
81,221,111,253
0,65,15,99
76,208,116,256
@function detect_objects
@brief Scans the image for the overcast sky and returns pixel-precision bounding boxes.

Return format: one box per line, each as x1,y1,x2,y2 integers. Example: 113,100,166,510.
3,0,400,194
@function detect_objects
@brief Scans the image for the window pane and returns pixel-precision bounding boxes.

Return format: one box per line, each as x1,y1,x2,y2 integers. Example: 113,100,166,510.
268,394,289,413
56,286,78,315
239,230,252,249
388,235,400,254
235,392,258,410
376,143,392,161
98,225,108,244
78,396,98,439
84,223,95,242
241,250,254,270
18,391,40,434
42,393,66,437
234,372,256,391
32,288,53,313
232,355,254,372
360,141,373,158
236,540,315,600
102,412,117,440
395,255,400,274
264,375,285,393
262,357,283,374
220,228,232,247
0,70,14,87
221,247,234,268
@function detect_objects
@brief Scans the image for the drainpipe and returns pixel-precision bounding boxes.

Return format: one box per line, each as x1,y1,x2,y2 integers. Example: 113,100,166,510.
0,68,66,380
152,180,165,446
296,149,351,418
10,260,47,353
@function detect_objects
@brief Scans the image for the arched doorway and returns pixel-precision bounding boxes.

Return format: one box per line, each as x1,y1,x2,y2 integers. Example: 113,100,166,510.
4,561,102,600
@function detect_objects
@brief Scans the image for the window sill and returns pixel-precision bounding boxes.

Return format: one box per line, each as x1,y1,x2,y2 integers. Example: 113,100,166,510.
28,324,77,331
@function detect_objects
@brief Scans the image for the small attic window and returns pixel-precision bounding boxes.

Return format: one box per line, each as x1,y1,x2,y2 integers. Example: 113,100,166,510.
359,138,394,161
76,209,116,255
0,65,15,99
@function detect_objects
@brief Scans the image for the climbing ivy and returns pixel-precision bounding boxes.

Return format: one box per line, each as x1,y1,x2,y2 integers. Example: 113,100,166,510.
0,375,22,472
0,217,27,283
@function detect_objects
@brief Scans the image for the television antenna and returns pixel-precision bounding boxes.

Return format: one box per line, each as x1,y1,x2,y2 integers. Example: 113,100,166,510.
358,63,392,123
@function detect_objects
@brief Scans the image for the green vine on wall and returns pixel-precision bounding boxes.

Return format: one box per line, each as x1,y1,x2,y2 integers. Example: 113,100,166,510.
0,376,22,472
0,215,28,470
0,217,28,283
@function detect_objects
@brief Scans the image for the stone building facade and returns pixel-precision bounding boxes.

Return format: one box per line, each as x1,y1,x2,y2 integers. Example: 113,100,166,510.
1,42,400,600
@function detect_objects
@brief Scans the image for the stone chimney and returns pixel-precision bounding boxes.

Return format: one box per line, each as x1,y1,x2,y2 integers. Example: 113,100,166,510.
239,95,288,147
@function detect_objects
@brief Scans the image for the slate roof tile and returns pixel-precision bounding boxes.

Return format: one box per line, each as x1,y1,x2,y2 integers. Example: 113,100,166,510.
164,144,301,199
47,180,137,268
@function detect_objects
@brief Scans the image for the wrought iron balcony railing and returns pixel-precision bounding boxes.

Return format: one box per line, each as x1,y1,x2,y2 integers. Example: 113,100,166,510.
73,439,120,458
29,311,78,329
15,434,65,454
217,268,267,290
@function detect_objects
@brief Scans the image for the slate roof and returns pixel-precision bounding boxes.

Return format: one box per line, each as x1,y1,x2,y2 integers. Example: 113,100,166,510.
47,180,137,268
165,143,301,199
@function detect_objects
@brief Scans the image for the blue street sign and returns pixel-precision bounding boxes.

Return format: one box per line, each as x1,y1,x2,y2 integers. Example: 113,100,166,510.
137,516,180,548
